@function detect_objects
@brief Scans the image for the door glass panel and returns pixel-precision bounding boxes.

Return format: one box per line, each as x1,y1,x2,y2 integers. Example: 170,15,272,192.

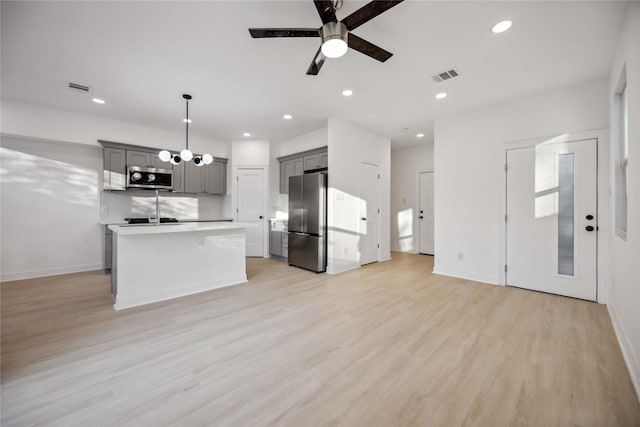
558,153,575,276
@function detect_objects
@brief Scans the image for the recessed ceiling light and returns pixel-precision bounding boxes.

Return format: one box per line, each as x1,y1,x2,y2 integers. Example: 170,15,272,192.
342,89,353,97
435,92,447,100
492,20,513,34
416,133,425,138
92,98,106,104
183,118,192,123
243,132,251,137
283,114,292,120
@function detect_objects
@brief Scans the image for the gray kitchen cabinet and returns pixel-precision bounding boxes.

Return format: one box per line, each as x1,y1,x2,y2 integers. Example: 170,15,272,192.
172,162,185,192
319,152,328,169
280,160,293,194
184,160,205,193
149,152,168,170
126,149,167,169
279,157,304,194
104,226,113,273
103,147,127,190
205,161,226,195
278,147,327,193
270,230,283,257
281,232,288,259
303,150,328,171
126,150,152,168
303,153,320,171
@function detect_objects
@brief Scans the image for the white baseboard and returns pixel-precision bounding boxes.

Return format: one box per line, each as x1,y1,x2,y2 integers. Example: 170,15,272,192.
380,254,392,262
114,274,248,311
607,304,640,402
1,263,103,282
326,262,359,275
432,265,499,285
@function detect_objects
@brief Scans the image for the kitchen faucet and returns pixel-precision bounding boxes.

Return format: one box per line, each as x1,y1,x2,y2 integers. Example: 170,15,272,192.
155,189,160,226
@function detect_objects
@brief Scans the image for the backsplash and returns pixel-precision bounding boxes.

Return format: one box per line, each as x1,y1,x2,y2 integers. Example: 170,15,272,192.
101,191,232,223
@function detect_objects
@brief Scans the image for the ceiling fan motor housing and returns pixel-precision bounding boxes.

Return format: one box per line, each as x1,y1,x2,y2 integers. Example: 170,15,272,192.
321,21,348,58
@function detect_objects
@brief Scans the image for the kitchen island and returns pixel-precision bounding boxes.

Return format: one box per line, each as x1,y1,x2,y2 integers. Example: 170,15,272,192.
108,222,248,310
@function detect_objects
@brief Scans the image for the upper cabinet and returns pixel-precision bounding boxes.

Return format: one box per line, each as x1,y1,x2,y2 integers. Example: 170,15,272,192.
205,160,227,195
278,146,327,194
126,150,169,169
103,147,127,191
100,140,227,195
184,160,205,194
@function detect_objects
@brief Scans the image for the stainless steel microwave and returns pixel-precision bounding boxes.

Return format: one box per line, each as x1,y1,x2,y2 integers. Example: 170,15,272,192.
126,166,173,190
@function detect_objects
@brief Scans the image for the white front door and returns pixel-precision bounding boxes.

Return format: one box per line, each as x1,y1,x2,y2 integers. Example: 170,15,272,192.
418,172,435,255
359,162,379,265
506,139,597,301
237,168,265,257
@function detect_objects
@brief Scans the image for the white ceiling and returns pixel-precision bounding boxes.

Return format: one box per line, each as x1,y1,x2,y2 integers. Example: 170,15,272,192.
1,1,628,149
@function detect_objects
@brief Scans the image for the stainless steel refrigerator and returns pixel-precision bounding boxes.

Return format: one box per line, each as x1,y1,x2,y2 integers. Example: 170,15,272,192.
288,172,327,272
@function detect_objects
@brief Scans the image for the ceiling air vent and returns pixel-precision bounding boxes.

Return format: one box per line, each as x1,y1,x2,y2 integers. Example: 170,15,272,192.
68,82,90,92
431,68,459,83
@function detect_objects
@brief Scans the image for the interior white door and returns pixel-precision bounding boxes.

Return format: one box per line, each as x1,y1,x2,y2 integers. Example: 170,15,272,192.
359,163,379,265
418,172,435,255
237,168,265,257
506,139,597,301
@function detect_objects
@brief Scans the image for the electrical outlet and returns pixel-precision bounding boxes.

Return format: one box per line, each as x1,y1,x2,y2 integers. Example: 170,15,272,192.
457,252,464,261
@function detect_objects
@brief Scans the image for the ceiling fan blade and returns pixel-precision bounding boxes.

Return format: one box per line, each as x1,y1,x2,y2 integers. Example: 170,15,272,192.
306,47,326,75
249,28,320,38
314,0,337,24
342,0,404,31
348,33,393,62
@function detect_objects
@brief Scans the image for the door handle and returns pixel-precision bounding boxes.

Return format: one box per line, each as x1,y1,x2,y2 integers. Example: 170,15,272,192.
361,217,367,221
419,216,424,219
259,216,263,219
585,225,595,232
586,214,594,220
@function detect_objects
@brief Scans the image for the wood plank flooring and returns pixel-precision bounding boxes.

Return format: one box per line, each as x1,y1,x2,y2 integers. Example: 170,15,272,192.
2,252,639,426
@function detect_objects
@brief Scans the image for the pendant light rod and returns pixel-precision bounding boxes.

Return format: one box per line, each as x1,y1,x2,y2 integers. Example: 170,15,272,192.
183,93,191,151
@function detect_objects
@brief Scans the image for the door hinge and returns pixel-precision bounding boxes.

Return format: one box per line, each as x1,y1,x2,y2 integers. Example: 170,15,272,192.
237,176,239,181
378,174,380,179
377,243,380,248
505,265,508,272
377,208,380,214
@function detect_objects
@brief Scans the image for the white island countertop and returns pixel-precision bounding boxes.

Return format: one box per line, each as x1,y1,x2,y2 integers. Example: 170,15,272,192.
108,222,249,236
109,221,252,310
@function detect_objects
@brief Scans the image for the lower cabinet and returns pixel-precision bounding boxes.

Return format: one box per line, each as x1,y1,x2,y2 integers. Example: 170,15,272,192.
270,230,282,257
104,226,113,273
269,222,289,259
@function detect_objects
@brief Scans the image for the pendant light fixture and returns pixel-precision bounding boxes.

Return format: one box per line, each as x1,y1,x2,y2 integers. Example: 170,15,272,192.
159,94,212,166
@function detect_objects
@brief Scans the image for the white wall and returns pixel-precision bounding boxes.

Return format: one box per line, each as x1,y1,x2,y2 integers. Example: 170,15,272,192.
434,79,609,285
0,135,103,281
0,100,232,281
269,127,328,219
1,99,229,157
327,118,391,274
606,2,640,399
390,144,434,253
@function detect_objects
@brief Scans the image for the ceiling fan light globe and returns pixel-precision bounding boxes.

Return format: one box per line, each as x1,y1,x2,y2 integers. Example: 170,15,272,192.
202,153,214,165
180,149,193,161
321,39,348,58
193,156,204,166
170,155,182,165
158,150,172,162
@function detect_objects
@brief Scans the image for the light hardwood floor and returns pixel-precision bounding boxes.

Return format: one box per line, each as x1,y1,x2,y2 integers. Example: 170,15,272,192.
2,253,639,426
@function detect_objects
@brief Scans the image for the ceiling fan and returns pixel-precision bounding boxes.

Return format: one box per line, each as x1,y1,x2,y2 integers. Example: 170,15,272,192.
249,0,404,75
